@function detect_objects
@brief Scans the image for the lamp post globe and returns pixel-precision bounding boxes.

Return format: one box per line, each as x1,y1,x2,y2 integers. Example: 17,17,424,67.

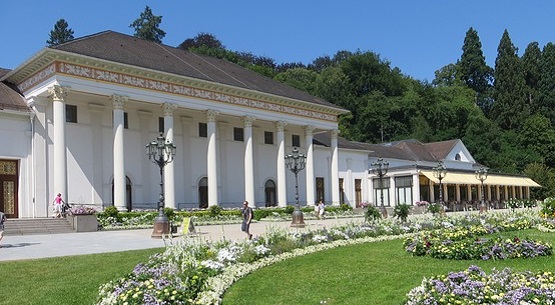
285,147,306,228
371,158,389,218
146,133,176,238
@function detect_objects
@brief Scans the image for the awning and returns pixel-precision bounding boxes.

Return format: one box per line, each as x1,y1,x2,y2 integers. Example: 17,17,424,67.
420,171,541,187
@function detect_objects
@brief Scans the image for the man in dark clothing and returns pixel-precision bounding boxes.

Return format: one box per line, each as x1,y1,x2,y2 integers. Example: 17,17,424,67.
241,201,253,239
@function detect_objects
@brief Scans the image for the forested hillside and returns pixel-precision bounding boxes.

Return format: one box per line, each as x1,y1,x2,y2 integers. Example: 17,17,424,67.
178,30,555,199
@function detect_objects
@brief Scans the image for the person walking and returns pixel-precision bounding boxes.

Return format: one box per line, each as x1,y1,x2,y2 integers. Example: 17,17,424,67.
241,201,253,240
52,193,65,218
318,200,326,220
0,211,5,244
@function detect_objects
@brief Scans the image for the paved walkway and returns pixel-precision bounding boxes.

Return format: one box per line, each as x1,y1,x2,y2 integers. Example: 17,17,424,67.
0,216,365,262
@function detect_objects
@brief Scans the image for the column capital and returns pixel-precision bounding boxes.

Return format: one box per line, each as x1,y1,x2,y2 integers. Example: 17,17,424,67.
331,129,339,139
276,121,288,132
206,109,219,122
243,116,256,127
162,102,178,116
48,85,70,101
305,125,316,136
111,95,128,110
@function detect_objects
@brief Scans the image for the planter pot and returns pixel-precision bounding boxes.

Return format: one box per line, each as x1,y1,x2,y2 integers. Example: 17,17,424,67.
413,206,427,215
69,214,99,232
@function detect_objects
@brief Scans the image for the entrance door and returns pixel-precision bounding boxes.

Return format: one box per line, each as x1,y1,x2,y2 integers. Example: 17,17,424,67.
0,160,18,218
198,177,208,209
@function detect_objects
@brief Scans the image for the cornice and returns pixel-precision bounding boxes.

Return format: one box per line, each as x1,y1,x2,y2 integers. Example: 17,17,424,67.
10,50,347,121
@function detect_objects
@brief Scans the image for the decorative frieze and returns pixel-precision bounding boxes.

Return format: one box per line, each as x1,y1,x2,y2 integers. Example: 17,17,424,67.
19,61,338,122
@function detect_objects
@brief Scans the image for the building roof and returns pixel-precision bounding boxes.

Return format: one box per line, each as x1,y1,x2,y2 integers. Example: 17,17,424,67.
0,67,29,113
41,31,343,110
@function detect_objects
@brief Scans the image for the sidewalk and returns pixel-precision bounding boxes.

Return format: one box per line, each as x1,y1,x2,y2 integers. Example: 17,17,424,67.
0,216,364,262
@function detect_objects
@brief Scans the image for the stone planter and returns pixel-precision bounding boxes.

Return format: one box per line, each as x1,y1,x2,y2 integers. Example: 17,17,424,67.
412,205,427,215
69,214,99,232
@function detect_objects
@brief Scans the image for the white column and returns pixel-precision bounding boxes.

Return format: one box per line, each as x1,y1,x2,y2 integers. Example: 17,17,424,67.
180,116,193,206
206,110,219,206
412,174,420,204
163,103,177,210
49,85,69,203
112,95,127,211
89,103,105,206
455,184,461,202
243,116,256,206
331,129,340,206
305,125,315,205
276,121,287,207
429,183,435,203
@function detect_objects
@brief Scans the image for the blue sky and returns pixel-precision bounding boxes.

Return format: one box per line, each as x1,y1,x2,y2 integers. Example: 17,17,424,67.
2,1,555,81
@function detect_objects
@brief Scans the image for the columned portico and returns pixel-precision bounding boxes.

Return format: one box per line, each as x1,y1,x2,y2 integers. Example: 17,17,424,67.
330,129,340,205
163,103,177,210
276,121,287,207
206,110,219,206
112,95,127,211
49,85,69,203
244,116,256,206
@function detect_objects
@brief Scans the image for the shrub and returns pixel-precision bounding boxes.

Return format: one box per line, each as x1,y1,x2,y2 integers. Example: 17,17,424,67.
394,203,411,222
103,206,119,218
365,206,381,222
427,202,441,215
284,205,295,214
209,205,222,217
339,203,353,212
541,197,555,218
163,207,175,220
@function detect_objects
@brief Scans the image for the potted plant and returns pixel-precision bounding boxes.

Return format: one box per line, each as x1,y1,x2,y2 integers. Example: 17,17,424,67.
68,206,99,232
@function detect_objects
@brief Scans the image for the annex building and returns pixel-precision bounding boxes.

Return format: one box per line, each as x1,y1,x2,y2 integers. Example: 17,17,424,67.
0,31,539,219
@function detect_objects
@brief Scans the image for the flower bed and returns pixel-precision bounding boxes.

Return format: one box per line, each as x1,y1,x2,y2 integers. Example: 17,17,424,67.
406,265,555,304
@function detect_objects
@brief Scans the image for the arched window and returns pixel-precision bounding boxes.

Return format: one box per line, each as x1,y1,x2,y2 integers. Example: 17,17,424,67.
198,177,208,209
112,176,132,211
455,153,461,161
265,179,276,207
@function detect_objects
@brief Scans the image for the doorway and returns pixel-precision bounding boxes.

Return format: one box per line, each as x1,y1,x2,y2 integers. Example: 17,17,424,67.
0,160,18,218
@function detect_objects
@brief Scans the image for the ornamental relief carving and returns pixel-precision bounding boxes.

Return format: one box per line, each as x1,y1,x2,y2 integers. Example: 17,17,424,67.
19,61,338,122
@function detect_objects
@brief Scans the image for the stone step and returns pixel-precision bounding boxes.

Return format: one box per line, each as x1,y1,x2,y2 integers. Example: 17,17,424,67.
3,218,74,235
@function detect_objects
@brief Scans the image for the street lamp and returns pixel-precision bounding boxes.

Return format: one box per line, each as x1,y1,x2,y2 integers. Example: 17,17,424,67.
371,158,389,218
146,133,176,238
433,161,447,213
475,166,488,213
285,147,306,228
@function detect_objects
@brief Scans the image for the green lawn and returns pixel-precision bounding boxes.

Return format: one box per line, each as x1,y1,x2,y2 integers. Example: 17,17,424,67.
223,229,555,305
0,248,163,305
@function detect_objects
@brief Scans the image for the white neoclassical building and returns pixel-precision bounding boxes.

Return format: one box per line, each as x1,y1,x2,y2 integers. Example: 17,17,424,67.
0,31,540,219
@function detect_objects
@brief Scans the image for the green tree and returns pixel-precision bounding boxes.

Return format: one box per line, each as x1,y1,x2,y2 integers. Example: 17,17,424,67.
129,6,166,43
46,18,74,46
538,43,555,125
519,114,555,167
178,32,224,50
524,162,555,199
274,68,319,95
521,42,542,114
433,63,461,87
491,29,528,130
458,27,493,93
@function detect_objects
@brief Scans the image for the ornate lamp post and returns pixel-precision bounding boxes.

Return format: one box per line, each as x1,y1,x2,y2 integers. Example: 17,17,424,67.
285,147,306,228
146,133,176,238
371,158,389,218
433,161,447,213
475,166,488,213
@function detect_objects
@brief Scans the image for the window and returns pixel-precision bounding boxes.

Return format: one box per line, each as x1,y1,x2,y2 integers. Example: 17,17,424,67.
264,131,274,145
419,175,430,202
395,176,413,205
198,122,207,138
455,153,461,161
316,177,325,203
234,127,244,141
124,112,128,129
158,117,164,133
373,177,390,206
66,105,77,123
292,134,300,147
355,179,362,207
339,178,345,205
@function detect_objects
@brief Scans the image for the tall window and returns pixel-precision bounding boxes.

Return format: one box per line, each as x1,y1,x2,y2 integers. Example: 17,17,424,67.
124,112,129,129
234,127,244,141
355,179,362,207
158,117,164,133
373,177,390,206
292,134,300,147
339,178,345,205
459,185,468,202
264,131,274,145
265,179,276,207
419,175,430,202
316,177,325,203
395,176,413,205
198,122,207,138
66,105,77,123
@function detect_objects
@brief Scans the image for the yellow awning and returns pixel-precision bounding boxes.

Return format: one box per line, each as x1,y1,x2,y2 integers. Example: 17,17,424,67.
420,171,541,187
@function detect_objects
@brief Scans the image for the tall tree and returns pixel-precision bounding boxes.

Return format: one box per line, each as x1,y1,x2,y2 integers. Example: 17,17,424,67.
129,6,165,43
538,43,555,125
46,19,74,46
458,27,493,94
178,32,224,50
521,42,542,114
491,29,528,130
